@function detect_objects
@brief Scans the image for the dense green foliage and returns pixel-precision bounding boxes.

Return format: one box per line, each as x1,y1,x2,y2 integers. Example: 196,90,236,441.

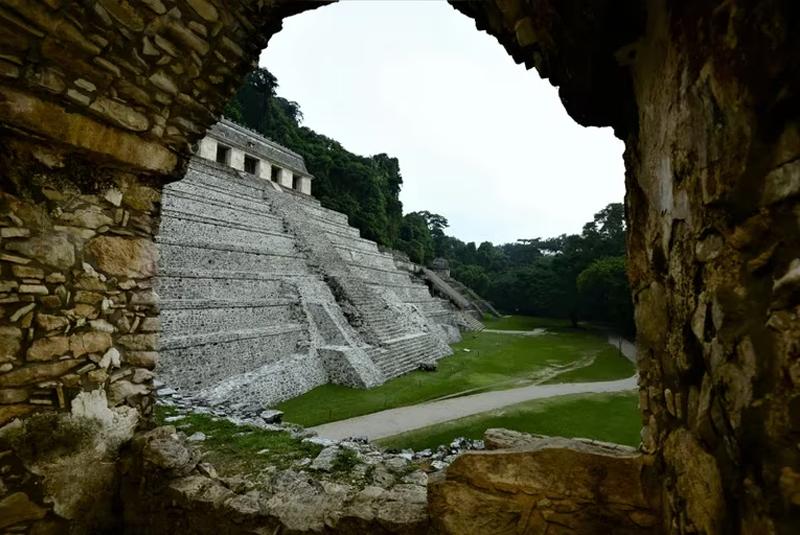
438,203,635,335
376,392,641,450
225,69,633,334
277,316,633,427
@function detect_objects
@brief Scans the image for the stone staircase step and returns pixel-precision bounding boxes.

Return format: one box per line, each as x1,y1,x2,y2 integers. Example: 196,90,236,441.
368,332,449,378
158,243,307,274
159,328,306,393
158,219,296,256
161,302,295,335
162,192,284,233
160,323,304,350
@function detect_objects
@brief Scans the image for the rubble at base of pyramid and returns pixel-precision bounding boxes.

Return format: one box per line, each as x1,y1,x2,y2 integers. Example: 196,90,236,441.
156,120,486,413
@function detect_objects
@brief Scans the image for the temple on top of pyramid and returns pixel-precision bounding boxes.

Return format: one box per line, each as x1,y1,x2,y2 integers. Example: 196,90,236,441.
195,118,314,195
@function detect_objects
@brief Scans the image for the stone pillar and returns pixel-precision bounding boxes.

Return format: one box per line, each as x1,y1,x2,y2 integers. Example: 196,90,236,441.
0,139,160,532
259,160,272,181
197,137,217,161
229,148,244,171
278,168,293,188
297,176,312,195
626,2,799,533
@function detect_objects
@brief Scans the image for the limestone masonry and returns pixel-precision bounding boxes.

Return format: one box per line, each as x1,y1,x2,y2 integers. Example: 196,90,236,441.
157,120,483,409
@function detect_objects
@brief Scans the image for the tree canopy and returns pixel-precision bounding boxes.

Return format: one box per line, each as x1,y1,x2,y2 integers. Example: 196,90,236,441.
437,203,634,335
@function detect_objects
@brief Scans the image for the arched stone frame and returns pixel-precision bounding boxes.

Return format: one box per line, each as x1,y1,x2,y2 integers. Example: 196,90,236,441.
0,0,795,532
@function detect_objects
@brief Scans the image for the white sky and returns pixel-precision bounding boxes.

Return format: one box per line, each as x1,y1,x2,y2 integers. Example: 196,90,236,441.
261,0,625,245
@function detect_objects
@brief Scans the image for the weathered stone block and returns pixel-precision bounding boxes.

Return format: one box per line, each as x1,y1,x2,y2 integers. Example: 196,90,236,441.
27,336,69,361
117,334,157,351
108,379,149,406
19,284,48,295
0,388,29,404
0,227,30,238
5,233,75,269
0,326,22,362
12,266,44,279
85,236,157,278
0,492,47,529
0,360,81,386
89,97,149,132
58,206,114,229
429,433,660,534
124,351,158,369
69,331,112,358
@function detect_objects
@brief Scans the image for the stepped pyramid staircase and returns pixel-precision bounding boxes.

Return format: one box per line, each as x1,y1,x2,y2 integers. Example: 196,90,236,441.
156,157,464,409
264,178,454,380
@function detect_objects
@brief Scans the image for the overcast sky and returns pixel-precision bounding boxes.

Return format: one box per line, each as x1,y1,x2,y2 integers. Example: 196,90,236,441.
260,0,625,245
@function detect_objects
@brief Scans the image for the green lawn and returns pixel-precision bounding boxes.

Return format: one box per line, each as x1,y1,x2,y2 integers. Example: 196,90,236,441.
482,315,569,331
376,392,641,451
277,316,634,427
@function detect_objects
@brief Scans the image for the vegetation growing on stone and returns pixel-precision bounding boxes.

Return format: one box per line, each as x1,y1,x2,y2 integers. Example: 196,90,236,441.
154,405,322,476
0,411,100,463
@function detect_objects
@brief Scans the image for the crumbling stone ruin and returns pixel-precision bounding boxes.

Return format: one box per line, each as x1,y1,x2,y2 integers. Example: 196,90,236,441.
427,257,502,320
158,119,477,409
0,0,796,533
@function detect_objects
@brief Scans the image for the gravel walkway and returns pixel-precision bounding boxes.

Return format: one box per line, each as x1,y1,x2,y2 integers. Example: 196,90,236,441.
607,335,637,363
481,328,547,336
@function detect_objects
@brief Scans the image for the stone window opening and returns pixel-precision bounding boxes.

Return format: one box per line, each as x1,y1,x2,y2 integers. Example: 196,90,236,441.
0,2,792,533
271,166,280,182
244,155,259,175
216,144,231,165
292,174,300,191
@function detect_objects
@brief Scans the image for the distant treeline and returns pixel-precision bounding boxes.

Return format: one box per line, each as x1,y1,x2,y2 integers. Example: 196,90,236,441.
431,204,634,337
224,68,634,336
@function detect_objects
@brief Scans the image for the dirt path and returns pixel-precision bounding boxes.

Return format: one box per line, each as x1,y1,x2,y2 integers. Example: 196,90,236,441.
607,335,637,363
481,328,547,336
310,374,638,441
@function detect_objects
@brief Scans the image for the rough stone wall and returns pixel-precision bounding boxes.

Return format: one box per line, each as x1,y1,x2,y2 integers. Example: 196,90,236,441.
0,0,327,174
628,3,799,532
0,138,160,531
451,0,799,532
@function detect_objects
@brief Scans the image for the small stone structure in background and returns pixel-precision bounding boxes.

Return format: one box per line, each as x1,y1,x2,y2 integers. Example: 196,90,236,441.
156,120,485,411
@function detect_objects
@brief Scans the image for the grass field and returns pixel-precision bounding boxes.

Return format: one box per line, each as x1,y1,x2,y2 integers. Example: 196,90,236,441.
482,315,569,331
276,316,634,427
376,391,641,451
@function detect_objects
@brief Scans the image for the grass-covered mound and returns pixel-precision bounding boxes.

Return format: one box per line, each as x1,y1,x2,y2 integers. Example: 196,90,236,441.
376,392,640,451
